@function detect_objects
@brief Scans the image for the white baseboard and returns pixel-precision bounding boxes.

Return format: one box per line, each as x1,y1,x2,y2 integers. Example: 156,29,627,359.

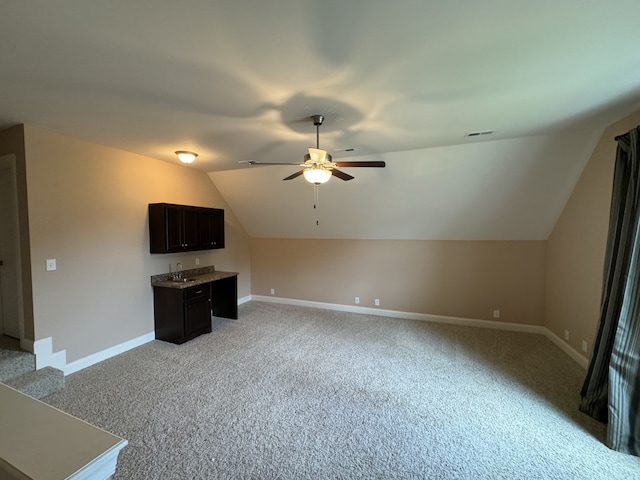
31,333,156,376
31,296,250,376
250,295,589,369
541,327,589,369
31,296,589,376
64,332,156,375
251,295,545,332
32,337,67,371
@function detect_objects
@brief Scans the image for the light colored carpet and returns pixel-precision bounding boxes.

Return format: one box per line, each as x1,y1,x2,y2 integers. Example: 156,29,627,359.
43,301,640,479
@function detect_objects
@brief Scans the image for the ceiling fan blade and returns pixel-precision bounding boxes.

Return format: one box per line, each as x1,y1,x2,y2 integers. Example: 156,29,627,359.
333,161,386,168
283,170,304,181
244,160,303,166
331,169,354,181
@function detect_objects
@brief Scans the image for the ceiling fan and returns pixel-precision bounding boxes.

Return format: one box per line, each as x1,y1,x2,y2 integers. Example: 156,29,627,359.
246,114,385,184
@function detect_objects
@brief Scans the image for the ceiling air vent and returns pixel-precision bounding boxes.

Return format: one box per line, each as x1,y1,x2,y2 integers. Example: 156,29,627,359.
465,130,494,138
334,147,356,153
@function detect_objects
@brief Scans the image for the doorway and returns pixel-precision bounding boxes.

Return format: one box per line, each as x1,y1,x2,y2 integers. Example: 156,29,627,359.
0,154,23,339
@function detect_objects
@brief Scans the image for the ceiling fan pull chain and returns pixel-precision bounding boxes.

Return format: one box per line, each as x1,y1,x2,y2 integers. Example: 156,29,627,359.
313,183,318,209
314,184,320,226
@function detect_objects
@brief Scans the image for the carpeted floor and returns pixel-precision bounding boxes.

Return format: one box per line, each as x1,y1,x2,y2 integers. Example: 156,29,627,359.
43,301,640,479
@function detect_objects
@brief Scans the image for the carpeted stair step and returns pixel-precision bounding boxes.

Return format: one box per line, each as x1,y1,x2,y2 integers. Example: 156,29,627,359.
0,349,35,383
4,366,65,400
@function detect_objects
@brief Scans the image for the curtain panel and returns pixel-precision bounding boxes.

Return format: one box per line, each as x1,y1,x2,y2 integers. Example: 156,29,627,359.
580,126,640,455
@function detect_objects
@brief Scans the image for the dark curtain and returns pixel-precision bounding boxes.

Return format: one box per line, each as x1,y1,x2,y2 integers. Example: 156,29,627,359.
580,126,640,455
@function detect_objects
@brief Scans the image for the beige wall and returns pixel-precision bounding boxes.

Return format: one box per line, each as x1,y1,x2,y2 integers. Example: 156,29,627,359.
10,106,640,366
23,125,251,362
545,109,640,358
251,238,546,325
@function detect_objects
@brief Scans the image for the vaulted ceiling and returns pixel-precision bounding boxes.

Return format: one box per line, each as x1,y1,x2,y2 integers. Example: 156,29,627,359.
2,1,640,239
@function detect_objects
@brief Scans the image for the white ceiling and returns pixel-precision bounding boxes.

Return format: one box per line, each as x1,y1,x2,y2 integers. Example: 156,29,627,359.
2,1,640,239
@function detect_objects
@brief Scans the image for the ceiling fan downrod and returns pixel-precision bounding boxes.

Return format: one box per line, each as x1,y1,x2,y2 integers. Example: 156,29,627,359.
311,114,324,149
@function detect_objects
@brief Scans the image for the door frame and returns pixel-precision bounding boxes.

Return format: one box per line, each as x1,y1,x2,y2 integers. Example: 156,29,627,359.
0,154,25,340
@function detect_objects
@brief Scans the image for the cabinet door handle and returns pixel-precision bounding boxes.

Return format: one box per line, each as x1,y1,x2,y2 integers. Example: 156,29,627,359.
195,290,203,294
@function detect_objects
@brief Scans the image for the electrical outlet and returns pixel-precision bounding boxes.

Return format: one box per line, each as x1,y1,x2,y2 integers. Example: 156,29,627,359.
582,340,588,353
493,310,500,319
46,259,56,271
375,298,380,306
195,257,200,266
564,330,570,341
355,297,360,304
270,288,275,295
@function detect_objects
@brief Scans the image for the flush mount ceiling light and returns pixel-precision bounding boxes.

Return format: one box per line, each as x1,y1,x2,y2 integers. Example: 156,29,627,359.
175,150,198,164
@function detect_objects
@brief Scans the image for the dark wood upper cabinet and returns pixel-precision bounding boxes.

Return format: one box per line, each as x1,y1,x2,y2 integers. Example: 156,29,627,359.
149,203,225,253
198,208,225,249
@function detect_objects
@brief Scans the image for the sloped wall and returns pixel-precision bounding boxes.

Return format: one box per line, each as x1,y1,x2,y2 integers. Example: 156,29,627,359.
545,109,640,358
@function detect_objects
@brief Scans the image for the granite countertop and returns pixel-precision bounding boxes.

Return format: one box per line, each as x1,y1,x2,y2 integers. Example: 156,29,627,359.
151,266,238,289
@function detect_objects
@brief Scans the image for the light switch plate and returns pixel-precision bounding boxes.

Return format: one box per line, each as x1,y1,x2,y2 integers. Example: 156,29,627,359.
46,259,57,271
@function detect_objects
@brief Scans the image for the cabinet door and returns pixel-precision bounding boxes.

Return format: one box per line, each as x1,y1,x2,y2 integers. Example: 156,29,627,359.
165,207,183,251
184,294,211,336
182,208,199,249
198,209,214,248
198,208,224,249
211,209,225,248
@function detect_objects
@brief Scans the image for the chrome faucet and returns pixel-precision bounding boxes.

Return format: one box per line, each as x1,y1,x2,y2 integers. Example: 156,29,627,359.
176,262,183,280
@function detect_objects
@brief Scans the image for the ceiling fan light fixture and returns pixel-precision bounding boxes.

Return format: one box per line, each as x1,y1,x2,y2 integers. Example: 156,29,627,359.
303,166,332,184
175,150,198,164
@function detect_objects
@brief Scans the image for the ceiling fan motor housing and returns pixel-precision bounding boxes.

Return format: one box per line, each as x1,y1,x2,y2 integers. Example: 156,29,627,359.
304,152,333,163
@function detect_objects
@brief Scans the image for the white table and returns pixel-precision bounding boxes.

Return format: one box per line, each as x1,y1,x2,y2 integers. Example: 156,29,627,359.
0,384,127,479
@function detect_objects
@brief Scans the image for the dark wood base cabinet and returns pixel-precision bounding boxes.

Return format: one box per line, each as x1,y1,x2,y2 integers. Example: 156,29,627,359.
153,285,212,344
152,275,238,344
